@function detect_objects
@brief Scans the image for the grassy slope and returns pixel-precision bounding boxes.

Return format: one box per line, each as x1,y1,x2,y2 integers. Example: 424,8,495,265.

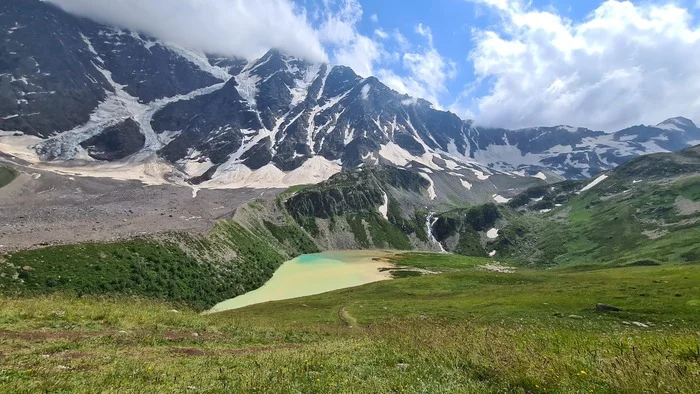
0,166,17,188
495,175,700,267
0,253,698,393
0,219,317,311
285,166,430,250
2,154,700,392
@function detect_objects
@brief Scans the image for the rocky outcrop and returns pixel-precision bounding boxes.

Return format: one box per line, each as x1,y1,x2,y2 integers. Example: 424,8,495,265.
79,118,145,161
0,0,112,137
3,0,700,185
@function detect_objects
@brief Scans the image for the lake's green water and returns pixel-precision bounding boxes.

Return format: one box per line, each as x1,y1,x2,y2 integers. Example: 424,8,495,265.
209,251,395,312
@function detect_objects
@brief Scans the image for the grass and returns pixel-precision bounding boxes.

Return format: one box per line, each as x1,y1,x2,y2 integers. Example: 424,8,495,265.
495,175,700,267
0,166,17,188
0,221,292,311
1,253,698,393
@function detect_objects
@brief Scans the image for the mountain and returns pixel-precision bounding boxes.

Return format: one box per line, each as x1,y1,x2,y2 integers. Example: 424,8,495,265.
436,144,700,266
2,0,700,193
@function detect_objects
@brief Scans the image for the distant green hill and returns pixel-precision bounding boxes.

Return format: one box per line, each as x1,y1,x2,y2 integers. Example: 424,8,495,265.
488,145,700,267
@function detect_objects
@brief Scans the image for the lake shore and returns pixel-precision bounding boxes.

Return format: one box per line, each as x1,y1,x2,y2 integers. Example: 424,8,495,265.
208,250,398,312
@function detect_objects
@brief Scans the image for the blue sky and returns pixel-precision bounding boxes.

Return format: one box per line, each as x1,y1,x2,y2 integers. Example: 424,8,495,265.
50,0,700,131
292,0,700,131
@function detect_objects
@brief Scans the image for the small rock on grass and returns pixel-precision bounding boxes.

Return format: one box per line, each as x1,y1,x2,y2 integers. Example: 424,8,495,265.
596,303,621,312
568,315,584,319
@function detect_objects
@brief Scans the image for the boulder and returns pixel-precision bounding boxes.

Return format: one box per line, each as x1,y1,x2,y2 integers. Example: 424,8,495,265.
596,303,621,312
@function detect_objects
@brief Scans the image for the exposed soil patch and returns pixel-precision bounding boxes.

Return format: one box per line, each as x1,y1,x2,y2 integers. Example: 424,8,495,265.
0,329,93,341
675,197,700,216
171,344,299,357
478,263,516,273
56,351,91,359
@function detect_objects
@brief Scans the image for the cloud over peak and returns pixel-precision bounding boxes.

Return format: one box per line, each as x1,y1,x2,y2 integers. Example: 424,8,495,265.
464,0,700,131
47,0,328,62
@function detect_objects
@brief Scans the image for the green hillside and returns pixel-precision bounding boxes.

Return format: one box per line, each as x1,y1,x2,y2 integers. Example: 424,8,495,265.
492,146,700,267
0,253,698,393
2,149,700,392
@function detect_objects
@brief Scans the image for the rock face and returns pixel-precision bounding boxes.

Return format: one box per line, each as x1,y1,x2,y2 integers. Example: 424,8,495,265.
2,0,700,187
285,166,430,220
282,166,437,251
79,118,145,161
0,0,112,137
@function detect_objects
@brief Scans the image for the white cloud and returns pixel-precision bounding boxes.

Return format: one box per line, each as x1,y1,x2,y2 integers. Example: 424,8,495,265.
415,23,433,45
377,24,457,108
392,30,411,51
374,28,389,39
464,0,700,131
47,0,327,62
317,0,384,77
333,35,382,77
370,13,378,22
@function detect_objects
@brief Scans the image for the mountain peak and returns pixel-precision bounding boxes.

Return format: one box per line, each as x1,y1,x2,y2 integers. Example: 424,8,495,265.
656,117,698,132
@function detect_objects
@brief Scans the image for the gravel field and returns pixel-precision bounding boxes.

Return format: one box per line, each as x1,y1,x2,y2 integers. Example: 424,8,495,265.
0,156,280,253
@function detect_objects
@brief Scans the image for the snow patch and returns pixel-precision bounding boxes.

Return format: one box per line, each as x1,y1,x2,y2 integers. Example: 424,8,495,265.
360,84,371,100
472,169,490,180
164,44,230,81
492,194,510,203
378,191,389,219
419,172,437,200
205,156,341,189
580,174,609,192
558,125,578,132
486,228,499,239
289,64,322,108
460,179,472,190
235,71,261,109
378,142,440,170
488,250,497,257
533,172,547,180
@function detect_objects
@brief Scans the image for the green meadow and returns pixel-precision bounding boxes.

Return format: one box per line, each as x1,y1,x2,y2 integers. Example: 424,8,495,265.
1,253,698,393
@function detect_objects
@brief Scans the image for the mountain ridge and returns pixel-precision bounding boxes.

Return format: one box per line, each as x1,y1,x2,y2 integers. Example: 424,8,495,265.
1,0,700,192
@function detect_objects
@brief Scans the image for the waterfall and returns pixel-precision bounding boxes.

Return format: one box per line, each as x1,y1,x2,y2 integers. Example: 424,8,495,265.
426,212,446,253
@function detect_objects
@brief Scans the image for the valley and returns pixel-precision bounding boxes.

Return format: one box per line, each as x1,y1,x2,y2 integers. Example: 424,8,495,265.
1,0,700,392
1,145,700,393
0,253,697,393
0,158,273,253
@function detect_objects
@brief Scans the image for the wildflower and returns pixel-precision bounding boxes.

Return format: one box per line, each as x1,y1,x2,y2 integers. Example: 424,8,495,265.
579,370,587,375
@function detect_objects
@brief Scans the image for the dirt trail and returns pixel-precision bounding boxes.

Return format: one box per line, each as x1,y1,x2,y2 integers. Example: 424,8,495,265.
171,344,299,357
338,306,358,328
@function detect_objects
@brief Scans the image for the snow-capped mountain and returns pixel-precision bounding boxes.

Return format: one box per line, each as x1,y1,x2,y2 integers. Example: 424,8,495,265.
2,0,699,191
